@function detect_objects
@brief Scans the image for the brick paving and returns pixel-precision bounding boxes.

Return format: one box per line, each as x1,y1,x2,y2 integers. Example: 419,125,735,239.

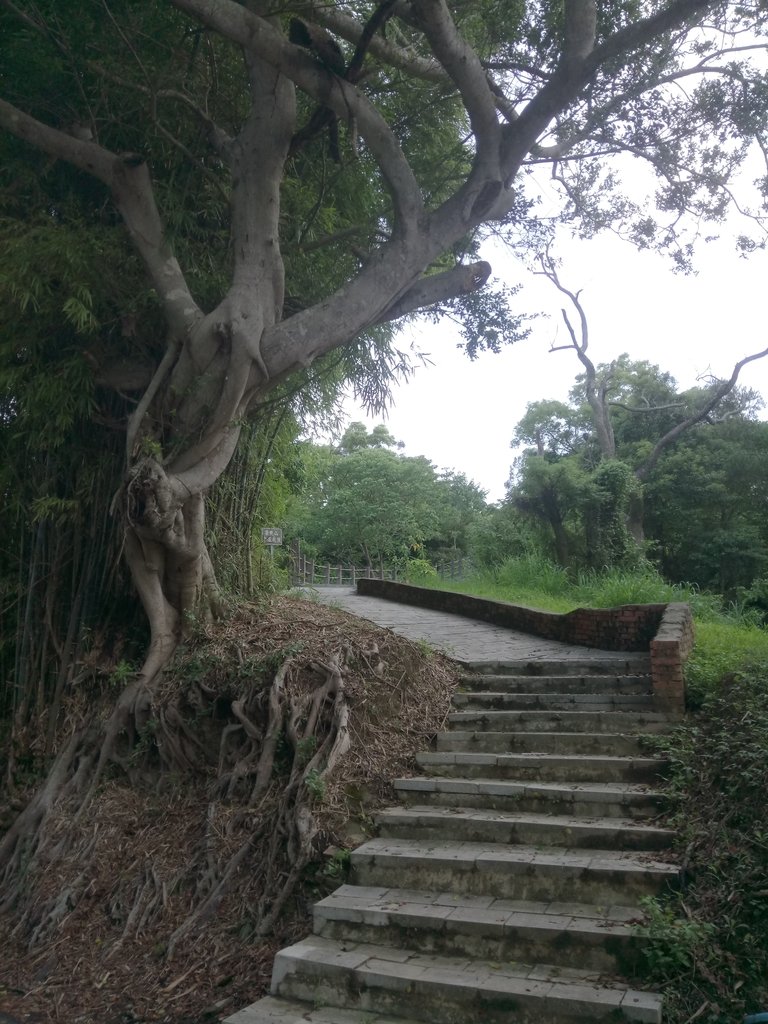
308,585,628,664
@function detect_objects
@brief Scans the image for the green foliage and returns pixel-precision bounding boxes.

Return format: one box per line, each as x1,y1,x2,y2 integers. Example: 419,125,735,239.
294,430,488,569
574,566,694,608
304,767,326,802
433,559,734,623
586,460,641,570
645,419,768,596
321,846,351,882
494,554,572,596
295,735,317,767
509,355,768,591
108,660,136,690
404,559,438,584
636,899,716,979
466,504,538,569
684,620,768,705
642,664,768,1021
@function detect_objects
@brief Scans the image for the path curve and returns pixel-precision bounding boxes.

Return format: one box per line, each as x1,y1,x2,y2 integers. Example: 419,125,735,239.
308,585,630,664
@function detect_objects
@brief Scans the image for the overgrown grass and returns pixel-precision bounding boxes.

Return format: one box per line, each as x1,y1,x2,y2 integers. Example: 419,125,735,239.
432,556,722,618
685,619,768,705
641,662,768,1023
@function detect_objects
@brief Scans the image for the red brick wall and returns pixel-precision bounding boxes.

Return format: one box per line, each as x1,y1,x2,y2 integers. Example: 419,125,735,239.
650,603,694,715
356,580,693,714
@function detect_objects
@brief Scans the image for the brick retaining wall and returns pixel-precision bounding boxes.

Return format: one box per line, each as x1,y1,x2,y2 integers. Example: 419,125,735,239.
356,579,692,714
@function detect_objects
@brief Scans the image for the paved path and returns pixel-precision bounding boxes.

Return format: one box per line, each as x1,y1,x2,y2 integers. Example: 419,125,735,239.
308,586,629,664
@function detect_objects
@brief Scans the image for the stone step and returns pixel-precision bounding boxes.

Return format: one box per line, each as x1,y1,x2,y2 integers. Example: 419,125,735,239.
351,837,679,905
436,730,653,756
447,710,675,734
225,995,420,1023
459,674,652,694
378,805,674,850
314,884,648,974
453,692,655,711
416,751,667,784
393,777,665,819
462,658,652,677
271,936,662,1024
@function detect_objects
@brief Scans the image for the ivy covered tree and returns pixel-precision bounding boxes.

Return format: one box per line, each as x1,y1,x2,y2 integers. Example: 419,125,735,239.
508,351,768,579
3,0,768,928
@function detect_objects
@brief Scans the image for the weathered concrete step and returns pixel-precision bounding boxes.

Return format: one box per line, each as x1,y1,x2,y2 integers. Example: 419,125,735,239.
459,674,652,694
393,777,665,819
351,837,679,905
314,884,648,974
417,750,667,784
462,658,651,677
378,805,674,850
453,692,655,711
225,995,419,1023
448,710,675,734
272,936,662,1023
437,730,653,756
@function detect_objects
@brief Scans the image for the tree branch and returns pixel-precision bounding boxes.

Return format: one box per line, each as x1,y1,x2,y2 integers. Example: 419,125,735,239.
636,347,768,481
609,401,686,413
88,63,233,152
170,0,425,237
502,0,716,179
0,97,201,338
375,261,491,323
308,2,448,84
412,0,500,178
538,254,615,458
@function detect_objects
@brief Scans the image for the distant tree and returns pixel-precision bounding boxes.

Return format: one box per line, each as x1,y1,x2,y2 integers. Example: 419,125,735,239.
644,418,768,594
509,335,768,580
304,445,441,567
511,256,768,556
336,421,402,454
428,471,488,558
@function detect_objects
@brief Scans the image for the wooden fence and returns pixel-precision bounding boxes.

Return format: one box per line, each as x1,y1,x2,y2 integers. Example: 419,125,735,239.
288,542,473,587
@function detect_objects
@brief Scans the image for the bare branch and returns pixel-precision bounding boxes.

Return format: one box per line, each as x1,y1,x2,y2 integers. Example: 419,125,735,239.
610,401,686,413
538,255,615,457
636,346,768,481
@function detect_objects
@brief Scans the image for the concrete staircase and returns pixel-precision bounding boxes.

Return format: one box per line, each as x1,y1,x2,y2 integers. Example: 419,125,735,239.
226,655,679,1024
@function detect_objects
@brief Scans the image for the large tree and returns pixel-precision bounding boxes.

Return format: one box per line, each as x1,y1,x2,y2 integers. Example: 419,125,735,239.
3,0,768,895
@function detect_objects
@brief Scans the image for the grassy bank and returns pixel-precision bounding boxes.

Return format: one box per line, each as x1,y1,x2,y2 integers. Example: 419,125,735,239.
423,555,722,618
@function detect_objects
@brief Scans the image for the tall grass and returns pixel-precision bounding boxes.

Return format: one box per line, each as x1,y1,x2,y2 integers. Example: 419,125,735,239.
436,556,722,616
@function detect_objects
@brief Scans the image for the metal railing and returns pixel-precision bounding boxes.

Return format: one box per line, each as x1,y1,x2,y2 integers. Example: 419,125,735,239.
288,543,474,588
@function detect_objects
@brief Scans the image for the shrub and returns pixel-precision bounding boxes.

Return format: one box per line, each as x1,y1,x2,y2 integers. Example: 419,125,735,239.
643,665,768,1022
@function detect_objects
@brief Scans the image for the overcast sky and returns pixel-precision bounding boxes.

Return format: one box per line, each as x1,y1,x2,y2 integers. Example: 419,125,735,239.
340,225,768,503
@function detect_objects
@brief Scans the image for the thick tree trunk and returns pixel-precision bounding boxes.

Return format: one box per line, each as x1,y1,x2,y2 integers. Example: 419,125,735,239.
627,491,645,547
551,517,571,568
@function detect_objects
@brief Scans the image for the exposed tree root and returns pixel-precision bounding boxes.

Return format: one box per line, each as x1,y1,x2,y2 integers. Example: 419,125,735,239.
0,596,459,1024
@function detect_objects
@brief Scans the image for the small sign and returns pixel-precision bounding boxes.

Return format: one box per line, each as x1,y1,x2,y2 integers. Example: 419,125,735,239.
261,527,283,546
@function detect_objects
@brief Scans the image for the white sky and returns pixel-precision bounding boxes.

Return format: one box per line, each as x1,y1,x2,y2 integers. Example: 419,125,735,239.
342,227,768,502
